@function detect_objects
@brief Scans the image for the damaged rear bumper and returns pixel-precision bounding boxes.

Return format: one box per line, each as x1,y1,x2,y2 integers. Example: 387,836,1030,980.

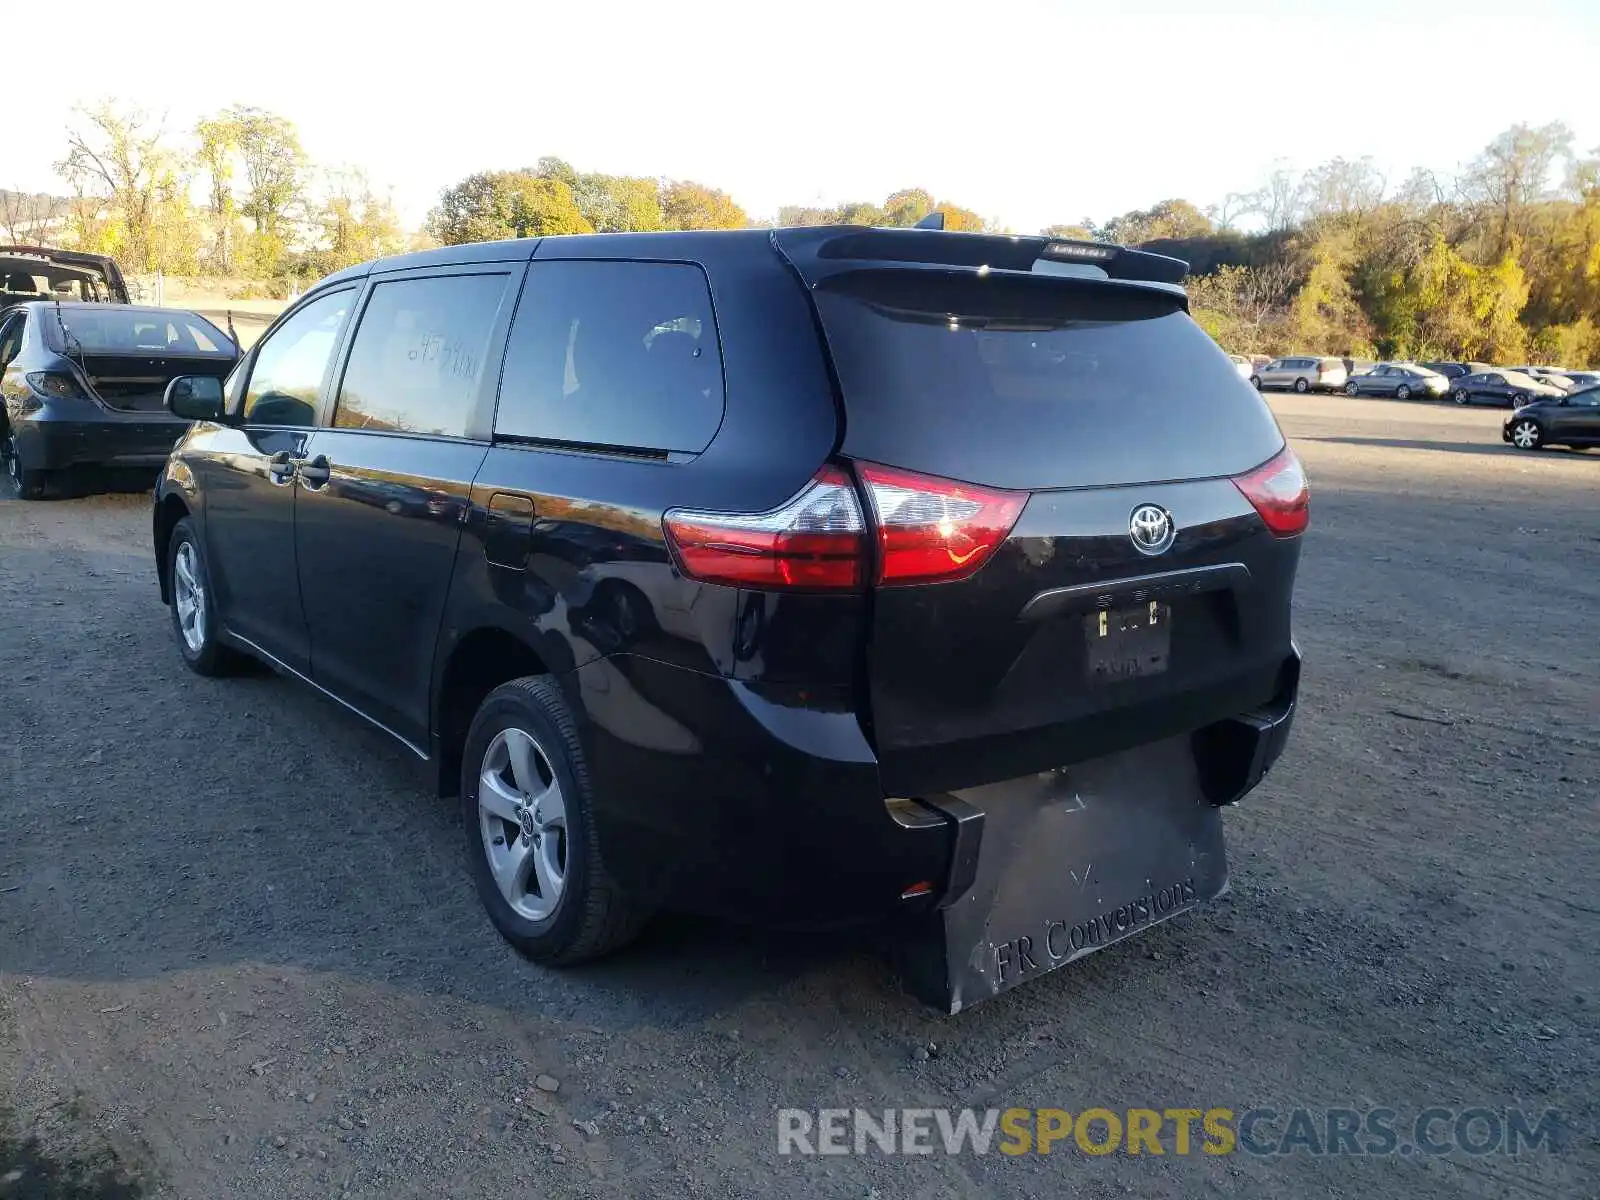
897,651,1299,1013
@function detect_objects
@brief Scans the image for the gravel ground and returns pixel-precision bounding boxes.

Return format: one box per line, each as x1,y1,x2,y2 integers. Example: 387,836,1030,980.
1,394,1595,1199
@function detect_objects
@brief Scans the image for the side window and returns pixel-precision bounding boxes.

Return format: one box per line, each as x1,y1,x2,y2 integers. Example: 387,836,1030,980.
243,289,354,427
333,274,508,438
495,261,724,454
1572,389,1600,407
0,314,23,368
1486,375,1503,386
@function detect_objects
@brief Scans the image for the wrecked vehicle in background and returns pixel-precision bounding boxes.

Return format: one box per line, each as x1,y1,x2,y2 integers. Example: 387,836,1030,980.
0,245,130,305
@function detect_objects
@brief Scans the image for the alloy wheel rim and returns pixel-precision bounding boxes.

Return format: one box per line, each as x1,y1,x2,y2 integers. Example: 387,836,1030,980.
4,435,18,483
173,541,206,651
478,727,568,921
1513,422,1538,448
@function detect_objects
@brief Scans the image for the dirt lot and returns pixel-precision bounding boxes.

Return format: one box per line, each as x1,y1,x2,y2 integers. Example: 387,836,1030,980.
1,394,1595,1199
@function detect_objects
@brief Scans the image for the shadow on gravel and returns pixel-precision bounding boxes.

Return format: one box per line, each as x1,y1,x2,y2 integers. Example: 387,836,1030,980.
35,469,160,501
0,1110,145,1200
1303,434,1595,459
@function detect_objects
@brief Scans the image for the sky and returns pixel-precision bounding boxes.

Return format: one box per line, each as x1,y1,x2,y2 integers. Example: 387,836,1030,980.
12,0,1598,232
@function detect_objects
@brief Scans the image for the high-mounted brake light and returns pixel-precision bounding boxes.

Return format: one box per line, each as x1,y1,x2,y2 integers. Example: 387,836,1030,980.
1040,241,1116,262
1232,446,1309,537
857,463,1025,586
663,467,866,591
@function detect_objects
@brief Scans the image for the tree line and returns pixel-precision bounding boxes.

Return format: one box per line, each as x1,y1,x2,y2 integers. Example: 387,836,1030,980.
425,164,991,246
10,105,1597,363
1136,124,1599,365
8,102,410,293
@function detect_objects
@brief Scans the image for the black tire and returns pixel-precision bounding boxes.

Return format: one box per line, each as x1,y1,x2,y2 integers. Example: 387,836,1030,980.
1453,389,1470,406
166,516,245,676
1508,419,1543,451
1344,382,1359,397
461,676,649,964
1396,384,1412,401
1249,375,1262,390
1511,392,1529,408
1294,377,1310,393
3,429,48,500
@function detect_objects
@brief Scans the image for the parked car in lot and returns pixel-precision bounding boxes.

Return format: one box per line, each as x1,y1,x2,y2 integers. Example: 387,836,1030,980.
1228,353,1252,378
150,226,1306,1011
0,245,130,304
1,302,238,498
1417,360,1493,380
1448,369,1566,408
1564,371,1600,388
1343,362,1450,400
1250,355,1347,392
1504,384,1600,450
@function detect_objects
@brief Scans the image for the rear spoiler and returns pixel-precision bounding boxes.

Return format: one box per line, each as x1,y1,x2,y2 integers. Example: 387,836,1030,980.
771,225,1188,287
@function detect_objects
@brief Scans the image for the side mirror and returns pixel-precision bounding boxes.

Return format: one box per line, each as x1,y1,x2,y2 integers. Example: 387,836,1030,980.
165,375,226,422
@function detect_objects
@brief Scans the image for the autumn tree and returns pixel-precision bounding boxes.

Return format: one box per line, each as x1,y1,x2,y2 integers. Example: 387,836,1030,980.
531,160,664,232
1094,199,1213,245
660,181,747,230
882,188,934,226
56,102,201,273
1299,156,1386,220
0,190,65,244
428,171,592,244
1460,121,1574,258
1242,165,1303,232
1041,222,1096,240
193,113,239,272
313,169,406,272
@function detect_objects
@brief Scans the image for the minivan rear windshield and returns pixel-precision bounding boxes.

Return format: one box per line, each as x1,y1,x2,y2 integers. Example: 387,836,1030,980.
811,270,1284,491
47,308,235,357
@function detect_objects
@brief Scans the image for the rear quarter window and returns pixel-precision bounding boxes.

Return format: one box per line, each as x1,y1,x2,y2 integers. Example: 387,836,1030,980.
494,260,724,454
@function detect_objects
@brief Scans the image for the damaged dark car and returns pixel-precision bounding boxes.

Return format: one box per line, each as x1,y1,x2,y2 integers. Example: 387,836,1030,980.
150,224,1304,1012
2,302,237,497
0,244,131,304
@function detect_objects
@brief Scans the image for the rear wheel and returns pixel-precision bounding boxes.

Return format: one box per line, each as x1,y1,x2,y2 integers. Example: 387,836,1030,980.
3,430,48,500
1249,375,1262,390
1453,389,1470,405
1511,392,1529,408
1509,419,1543,450
461,676,650,964
1395,384,1412,401
1293,377,1310,393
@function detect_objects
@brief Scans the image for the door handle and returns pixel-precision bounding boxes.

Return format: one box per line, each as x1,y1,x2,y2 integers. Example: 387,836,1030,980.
294,454,330,486
267,451,294,485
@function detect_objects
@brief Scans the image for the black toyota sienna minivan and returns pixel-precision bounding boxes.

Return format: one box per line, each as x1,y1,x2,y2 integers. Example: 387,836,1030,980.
153,225,1305,1011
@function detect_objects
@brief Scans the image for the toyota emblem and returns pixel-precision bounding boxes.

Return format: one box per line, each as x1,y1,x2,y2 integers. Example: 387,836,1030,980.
1129,504,1176,556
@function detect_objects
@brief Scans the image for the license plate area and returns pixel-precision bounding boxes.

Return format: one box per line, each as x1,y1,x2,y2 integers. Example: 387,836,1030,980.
1085,601,1171,682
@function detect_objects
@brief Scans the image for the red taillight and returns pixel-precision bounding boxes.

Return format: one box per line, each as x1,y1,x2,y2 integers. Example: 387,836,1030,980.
1232,446,1309,537
857,463,1025,586
662,466,866,591
24,371,84,401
